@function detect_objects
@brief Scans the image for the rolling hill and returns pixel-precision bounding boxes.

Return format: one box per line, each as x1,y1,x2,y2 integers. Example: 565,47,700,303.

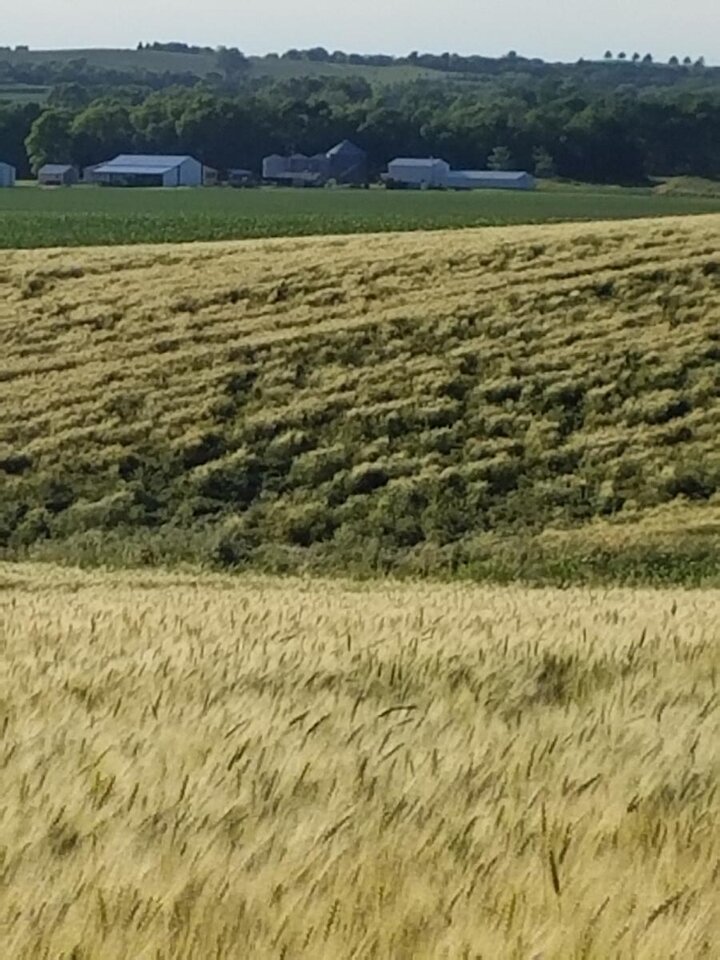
0,47,439,86
2,45,718,109
1,215,719,581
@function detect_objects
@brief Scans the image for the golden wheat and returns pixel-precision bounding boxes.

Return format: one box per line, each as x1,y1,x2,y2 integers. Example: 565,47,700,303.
0,562,717,958
2,216,719,472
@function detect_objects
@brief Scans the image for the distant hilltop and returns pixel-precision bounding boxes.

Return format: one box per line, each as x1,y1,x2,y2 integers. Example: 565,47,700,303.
0,44,715,79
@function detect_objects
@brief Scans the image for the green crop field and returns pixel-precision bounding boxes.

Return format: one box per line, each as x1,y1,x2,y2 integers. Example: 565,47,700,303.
1,46,218,75
0,47,437,84
0,82,50,104
2,183,720,249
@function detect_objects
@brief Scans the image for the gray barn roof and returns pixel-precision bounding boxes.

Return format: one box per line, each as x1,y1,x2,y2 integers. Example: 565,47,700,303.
105,154,196,167
452,170,531,180
389,157,449,167
39,164,75,174
327,139,365,157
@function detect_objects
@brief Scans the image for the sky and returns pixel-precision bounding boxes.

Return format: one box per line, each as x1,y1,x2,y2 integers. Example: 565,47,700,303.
3,0,718,65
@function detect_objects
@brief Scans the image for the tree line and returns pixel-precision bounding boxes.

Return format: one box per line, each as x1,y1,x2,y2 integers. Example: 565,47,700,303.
280,47,711,76
1,58,719,183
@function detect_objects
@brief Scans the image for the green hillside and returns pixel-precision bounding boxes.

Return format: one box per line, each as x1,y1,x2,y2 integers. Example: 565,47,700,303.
0,47,439,84
0,82,49,104
1,216,719,583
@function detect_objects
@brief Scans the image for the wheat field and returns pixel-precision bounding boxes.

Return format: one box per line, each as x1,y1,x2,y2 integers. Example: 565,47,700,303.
0,563,718,958
2,215,720,577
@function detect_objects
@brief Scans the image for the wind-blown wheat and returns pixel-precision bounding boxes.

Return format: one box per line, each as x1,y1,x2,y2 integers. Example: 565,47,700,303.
0,563,717,958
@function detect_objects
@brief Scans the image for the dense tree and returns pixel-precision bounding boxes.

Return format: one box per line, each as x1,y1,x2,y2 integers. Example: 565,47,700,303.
306,47,331,62
487,145,514,170
25,108,74,171
216,47,249,79
47,83,93,110
0,102,42,176
532,146,557,178
70,102,136,167
141,41,214,54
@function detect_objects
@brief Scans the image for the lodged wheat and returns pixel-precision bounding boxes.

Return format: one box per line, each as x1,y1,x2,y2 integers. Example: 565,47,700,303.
1,216,720,577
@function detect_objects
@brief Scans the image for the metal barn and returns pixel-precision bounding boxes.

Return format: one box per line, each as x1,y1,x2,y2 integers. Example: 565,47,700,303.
0,161,16,187
92,155,203,187
386,158,451,188
445,170,536,190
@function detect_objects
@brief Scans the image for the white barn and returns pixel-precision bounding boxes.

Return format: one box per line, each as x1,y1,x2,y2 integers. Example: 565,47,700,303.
92,155,203,187
0,161,16,187
387,158,450,188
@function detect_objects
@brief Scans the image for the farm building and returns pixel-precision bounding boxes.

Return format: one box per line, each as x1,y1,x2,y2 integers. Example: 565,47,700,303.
263,141,368,186
262,154,286,181
326,140,368,184
0,161,16,187
386,158,536,191
91,155,203,187
446,170,536,190
203,166,219,187
386,158,451,188
263,152,329,187
227,168,256,187
38,164,79,186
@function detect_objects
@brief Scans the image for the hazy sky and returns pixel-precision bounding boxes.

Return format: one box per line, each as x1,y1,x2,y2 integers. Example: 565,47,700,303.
4,0,718,64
